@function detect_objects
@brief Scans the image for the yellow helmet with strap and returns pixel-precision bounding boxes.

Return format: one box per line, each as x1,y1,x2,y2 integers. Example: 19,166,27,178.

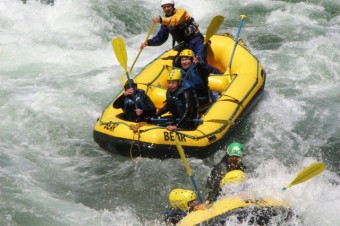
220,170,246,187
169,188,196,211
168,69,182,81
179,49,194,58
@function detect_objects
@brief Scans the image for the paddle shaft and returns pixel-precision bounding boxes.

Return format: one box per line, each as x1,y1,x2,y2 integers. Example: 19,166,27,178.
129,22,156,73
175,136,204,203
226,15,246,72
112,37,138,110
150,118,233,125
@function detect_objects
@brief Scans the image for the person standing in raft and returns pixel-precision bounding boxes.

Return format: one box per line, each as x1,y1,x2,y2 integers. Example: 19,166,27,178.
154,69,198,131
113,79,156,122
205,142,246,204
140,0,203,59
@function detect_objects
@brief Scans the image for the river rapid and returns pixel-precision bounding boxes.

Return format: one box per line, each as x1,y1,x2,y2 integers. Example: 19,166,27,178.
1,0,339,225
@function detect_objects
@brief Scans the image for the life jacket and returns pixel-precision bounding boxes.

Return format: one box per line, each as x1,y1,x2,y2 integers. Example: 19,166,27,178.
165,80,197,118
181,66,206,89
168,17,199,44
123,90,147,116
181,65,211,111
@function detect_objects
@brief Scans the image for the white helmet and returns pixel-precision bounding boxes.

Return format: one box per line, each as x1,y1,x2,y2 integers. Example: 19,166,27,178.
161,0,174,6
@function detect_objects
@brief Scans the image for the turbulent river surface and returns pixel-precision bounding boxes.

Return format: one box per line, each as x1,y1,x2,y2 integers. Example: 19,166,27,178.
1,0,339,225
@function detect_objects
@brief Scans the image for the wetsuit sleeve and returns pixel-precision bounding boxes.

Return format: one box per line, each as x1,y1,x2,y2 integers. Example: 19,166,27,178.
164,208,187,225
142,93,156,117
147,25,169,46
196,61,210,76
175,91,194,128
206,159,228,203
155,103,169,118
112,94,125,109
196,44,221,74
195,62,210,87
161,8,191,27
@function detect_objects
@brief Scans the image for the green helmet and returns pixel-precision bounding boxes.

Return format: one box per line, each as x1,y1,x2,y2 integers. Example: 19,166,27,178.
227,142,243,157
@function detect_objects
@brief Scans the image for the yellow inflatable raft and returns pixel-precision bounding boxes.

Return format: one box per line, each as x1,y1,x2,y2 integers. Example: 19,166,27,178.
177,195,292,225
93,34,266,158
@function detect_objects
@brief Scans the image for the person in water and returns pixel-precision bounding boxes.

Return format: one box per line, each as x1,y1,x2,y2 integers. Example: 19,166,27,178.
113,79,156,122
206,142,246,203
154,69,198,131
164,188,199,225
140,0,203,55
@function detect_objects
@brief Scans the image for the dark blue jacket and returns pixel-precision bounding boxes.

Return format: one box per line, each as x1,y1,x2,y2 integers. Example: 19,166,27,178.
182,62,212,111
113,89,156,122
147,20,203,54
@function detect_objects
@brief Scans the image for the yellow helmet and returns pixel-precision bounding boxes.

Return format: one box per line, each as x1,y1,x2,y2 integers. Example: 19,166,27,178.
168,69,182,81
169,188,197,211
179,49,194,58
220,170,246,187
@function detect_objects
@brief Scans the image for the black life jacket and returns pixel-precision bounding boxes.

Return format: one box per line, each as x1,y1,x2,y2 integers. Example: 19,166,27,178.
165,80,197,118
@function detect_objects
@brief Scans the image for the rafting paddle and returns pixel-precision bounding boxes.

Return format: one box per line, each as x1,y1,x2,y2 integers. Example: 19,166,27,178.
282,162,326,190
175,135,204,203
204,15,224,45
130,22,156,73
226,15,246,75
182,15,224,86
112,37,139,112
151,118,234,125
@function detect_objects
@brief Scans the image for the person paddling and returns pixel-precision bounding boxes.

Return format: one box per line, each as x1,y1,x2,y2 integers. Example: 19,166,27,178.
140,0,203,56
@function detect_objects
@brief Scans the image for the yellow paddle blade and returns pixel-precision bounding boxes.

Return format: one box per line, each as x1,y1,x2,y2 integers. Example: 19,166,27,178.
204,15,224,44
175,135,192,177
284,162,326,190
112,37,128,72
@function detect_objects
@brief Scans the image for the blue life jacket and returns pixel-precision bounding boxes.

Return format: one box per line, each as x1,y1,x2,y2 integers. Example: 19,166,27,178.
181,66,205,89
123,89,147,113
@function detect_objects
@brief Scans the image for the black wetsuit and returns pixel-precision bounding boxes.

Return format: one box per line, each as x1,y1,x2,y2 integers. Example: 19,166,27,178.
206,155,246,203
164,207,187,225
113,89,156,122
155,80,198,130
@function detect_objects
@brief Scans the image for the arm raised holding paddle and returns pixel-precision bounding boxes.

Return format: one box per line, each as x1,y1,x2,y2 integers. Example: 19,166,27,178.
112,37,156,122
140,0,204,55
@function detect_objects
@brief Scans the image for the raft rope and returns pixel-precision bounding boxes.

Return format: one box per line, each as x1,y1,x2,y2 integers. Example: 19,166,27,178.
219,94,243,106
128,122,145,160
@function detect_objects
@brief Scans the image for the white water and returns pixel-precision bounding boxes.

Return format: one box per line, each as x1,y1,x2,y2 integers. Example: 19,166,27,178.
1,0,339,225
